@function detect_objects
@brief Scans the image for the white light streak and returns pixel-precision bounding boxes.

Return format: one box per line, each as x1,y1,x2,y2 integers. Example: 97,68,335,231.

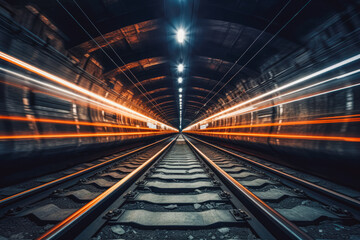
214,68,360,121
0,51,177,131
184,54,360,131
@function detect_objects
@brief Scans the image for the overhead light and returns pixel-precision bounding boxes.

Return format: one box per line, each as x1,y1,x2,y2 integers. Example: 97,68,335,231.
176,28,186,43
177,64,184,73
178,77,183,83
179,88,183,93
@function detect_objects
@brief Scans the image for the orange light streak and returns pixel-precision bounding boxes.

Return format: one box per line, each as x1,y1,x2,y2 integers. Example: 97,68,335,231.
184,56,360,131
0,78,161,126
196,117,360,131
184,131,360,142
0,131,172,140
317,114,360,120
212,78,360,122
188,80,360,130
0,51,177,132
0,116,160,130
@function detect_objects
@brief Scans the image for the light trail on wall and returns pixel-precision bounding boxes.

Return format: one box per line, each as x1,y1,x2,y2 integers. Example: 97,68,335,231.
0,116,161,130
0,51,178,132
213,80,360,122
196,117,360,131
213,69,360,121
0,131,172,140
9,62,356,128
0,66,154,124
185,131,360,142
0,66,161,125
184,82,360,142
184,55,360,131
318,114,360,119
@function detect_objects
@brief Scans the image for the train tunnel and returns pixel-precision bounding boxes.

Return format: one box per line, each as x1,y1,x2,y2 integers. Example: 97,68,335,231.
0,0,359,239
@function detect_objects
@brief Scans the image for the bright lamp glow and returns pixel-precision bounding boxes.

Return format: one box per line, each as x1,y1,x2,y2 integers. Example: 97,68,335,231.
179,94,182,98
177,64,184,73
178,77,183,83
179,88,183,93
176,28,186,43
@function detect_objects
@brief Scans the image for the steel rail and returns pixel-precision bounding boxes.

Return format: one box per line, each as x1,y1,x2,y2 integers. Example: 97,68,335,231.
37,136,177,240
186,135,360,210
0,136,171,208
184,135,312,240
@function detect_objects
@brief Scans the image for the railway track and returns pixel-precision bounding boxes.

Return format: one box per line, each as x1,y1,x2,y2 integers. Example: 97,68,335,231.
0,134,360,239
37,134,304,240
0,136,173,239
185,135,360,239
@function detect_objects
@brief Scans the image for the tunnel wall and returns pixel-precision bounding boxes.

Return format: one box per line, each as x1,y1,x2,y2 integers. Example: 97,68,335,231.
184,7,360,189
0,4,175,186
185,82,360,189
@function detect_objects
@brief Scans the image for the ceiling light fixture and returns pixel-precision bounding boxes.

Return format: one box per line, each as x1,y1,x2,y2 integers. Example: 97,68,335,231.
176,28,186,43
177,63,184,73
178,77,183,83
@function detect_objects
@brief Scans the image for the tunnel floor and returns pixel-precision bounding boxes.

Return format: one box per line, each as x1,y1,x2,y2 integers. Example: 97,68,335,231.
0,135,360,239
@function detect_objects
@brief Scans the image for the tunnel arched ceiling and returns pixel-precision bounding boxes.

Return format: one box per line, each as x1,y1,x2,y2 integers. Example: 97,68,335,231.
17,0,344,128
